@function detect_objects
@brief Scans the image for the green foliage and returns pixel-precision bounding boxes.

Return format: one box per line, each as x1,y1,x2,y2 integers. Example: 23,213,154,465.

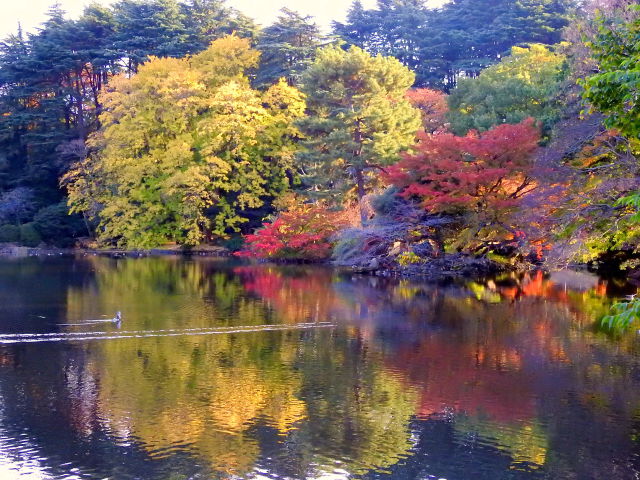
111,0,189,73
0,224,20,243
218,234,244,252
447,44,567,135
63,37,306,248
32,202,86,247
601,298,640,331
582,5,640,138
19,223,42,247
181,0,258,52
297,44,421,222
333,0,430,84
616,192,640,220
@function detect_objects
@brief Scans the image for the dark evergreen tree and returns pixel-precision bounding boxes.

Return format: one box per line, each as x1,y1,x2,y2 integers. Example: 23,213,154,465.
334,0,429,79
181,0,258,52
111,0,189,74
255,8,324,87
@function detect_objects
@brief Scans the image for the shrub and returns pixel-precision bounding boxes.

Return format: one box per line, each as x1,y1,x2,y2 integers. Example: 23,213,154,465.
236,203,350,260
0,224,20,243
332,223,407,266
19,223,42,247
219,235,245,253
397,251,423,266
33,202,86,247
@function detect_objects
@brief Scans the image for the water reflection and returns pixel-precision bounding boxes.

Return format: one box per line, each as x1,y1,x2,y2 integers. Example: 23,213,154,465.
0,256,639,479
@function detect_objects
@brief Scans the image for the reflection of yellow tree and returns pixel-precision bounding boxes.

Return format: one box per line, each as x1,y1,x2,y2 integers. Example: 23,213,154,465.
82,327,419,477
456,417,548,469
311,368,418,475
296,331,420,476
61,258,321,475
89,331,308,476
65,256,266,331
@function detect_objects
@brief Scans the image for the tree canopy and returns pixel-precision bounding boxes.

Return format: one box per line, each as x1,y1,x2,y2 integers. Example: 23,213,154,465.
334,0,571,89
0,0,258,246
254,8,324,87
64,36,305,247
582,4,640,138
296,44,421,223
447,44,567,135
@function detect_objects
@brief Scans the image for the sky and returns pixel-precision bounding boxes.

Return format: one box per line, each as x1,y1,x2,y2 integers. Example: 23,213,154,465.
0,0,385,39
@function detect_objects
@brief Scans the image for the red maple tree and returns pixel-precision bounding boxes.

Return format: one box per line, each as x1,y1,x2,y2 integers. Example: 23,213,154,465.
386,119,540,228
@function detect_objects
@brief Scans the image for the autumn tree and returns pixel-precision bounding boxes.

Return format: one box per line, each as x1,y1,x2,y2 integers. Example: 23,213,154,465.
387,119,540,242
0,0,260,247
297,45,421,223
447,44,567,135
63,36,306,248
237,201,351,260
405,88,449,134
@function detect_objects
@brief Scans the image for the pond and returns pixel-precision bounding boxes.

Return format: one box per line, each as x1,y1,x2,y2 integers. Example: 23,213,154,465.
0,255,639,479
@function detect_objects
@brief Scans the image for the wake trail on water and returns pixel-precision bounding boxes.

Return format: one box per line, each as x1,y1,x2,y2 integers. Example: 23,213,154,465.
0,322,335,344
59,320,120,325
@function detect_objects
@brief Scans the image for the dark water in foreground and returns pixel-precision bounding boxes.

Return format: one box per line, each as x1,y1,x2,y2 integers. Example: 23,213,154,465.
0,256,639,480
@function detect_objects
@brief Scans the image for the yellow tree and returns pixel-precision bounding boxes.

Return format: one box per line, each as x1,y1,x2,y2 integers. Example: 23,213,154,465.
63,36,305,248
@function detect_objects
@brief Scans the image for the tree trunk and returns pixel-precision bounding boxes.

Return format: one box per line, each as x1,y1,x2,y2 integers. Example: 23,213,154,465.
355,167,367,226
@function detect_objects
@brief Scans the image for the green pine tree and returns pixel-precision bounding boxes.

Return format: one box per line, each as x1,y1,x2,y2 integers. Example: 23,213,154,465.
296,45,421,223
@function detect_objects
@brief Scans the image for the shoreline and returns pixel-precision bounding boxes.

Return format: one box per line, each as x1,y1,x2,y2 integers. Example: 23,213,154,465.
0,244,618,285
0,244,232,258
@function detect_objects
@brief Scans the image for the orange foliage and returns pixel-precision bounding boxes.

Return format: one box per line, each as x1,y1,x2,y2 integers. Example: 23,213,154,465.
405,88,449,134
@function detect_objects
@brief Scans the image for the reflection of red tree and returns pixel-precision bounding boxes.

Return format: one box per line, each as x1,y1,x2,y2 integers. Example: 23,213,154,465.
497,271,609,303
234,266,343,323
386,336,536,423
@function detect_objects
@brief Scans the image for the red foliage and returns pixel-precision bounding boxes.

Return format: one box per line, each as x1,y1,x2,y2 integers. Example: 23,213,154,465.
233,266,342,322
405,88,449,134
236,203,349,260
386,119,540,222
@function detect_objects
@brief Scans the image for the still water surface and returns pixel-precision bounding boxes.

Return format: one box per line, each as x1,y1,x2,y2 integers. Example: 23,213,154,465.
0,256,639,479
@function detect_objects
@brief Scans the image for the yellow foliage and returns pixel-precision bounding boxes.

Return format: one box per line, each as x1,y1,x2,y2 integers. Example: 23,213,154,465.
63,36,306,248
